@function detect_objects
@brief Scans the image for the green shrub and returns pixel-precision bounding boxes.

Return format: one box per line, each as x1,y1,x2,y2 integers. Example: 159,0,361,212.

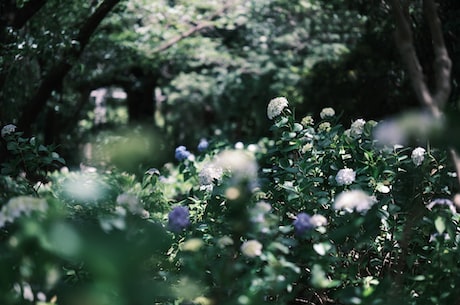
0,98,459,305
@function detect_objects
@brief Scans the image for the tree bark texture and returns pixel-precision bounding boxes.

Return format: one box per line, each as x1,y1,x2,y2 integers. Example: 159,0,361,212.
389,0,452,118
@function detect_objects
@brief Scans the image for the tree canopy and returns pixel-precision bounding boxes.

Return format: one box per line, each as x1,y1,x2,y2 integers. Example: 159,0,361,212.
1,0,459,168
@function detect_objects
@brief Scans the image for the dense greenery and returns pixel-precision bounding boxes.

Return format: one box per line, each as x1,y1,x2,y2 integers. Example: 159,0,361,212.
1,100,460,305
2,0,458,168
1,0,460,305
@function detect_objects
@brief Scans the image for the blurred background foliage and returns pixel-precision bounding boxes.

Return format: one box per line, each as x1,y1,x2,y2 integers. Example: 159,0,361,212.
1,0,459,172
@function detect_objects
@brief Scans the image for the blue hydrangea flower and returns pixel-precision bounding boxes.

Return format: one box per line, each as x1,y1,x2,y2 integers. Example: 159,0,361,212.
293,212,313,235
175,145,191,161
168,206,190,232
197,138,209,152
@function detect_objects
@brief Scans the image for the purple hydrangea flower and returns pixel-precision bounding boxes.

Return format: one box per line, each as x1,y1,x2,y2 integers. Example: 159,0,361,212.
175,145,191,161
168,206,190,232
293,212,313,235
197,138,209,152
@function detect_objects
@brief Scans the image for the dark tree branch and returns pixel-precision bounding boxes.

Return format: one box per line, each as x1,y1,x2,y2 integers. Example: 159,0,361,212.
18,0,121,133
152,0,236,54
152,22,212,54
423,0,452,109
3,0,48,29
389,0,452,118
389,0,458,181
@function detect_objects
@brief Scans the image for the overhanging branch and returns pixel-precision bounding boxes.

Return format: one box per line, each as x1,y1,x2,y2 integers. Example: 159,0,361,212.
152,0,237,54
18,0,121,133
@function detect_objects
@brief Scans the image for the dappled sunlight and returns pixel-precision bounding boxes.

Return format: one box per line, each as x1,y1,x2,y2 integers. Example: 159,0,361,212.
1,0,460,304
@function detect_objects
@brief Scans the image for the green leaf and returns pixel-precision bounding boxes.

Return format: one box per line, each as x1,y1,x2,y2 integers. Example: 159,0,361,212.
313,242,332,256
434,216,446,234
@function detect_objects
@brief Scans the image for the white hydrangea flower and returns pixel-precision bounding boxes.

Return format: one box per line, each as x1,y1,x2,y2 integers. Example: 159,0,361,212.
141,209,150,219
411,147,426,166
199,164,224,186
234,141,244,149
335,168,356,186
241,240,263,257
181,238,204,252
217,236,234,248
375,183,391,194
0,196,48,228
254,201,271,213
318,122,331,132
267,97,289,120
213,149,258,183
247,144,259,152
350,119,366,137
301,115,314,126
320,107,335,119
301,143,313,153
310,214,328,227
116,193,142,215
334,190,376,213
1,124,17,137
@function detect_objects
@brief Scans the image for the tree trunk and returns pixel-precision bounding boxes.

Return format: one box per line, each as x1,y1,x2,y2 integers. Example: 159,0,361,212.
17,0,120,134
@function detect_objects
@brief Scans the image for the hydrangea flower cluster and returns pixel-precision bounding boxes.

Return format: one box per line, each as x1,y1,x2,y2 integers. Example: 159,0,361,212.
293,213,313,234
318,122,331,132
320,107,335,119
199,164,224,186
0,196,48,228
181,238,204,252
301,115,314,126
168,206,190,232
116,193,147,217
250,201,273,233
335,168,356,186
217,236,234,248
175,145,192,161
293,213,328,235
301,143,313,153
267,97,289,120
411,147,426,166
1,124,17,138
213,149,258,185
350,119,366,137
240,240,263,257
197,138,209,152
333,190,376,213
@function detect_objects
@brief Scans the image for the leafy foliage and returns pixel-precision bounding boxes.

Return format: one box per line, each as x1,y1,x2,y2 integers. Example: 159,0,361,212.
1,99,459,304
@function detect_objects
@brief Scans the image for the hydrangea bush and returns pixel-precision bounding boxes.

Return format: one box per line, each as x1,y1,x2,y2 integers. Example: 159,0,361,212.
0,97,459,305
